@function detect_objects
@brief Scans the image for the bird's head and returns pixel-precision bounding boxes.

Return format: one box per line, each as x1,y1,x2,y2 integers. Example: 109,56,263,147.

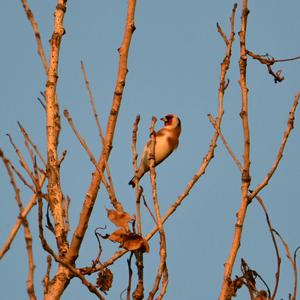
160,114,181,129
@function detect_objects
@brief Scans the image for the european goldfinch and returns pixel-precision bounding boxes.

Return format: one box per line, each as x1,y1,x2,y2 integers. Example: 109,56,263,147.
129,114,181,188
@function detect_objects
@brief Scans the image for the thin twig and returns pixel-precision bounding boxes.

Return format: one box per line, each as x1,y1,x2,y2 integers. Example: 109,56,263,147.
249,92,300,201
0,151,37,300
255,194,281,300
142,193,157,224
7,157,35,192
18,122,47,167
58,149,67,166
157,264,169,300
126,252,133,300
63,195,70,235
43,256,52,294
247,53,300,65
273,230,298,300
37,96,46,110
247,50,300,83
208,114,243,172
217,22,229,45
80,61,119,207
293,247,300,300
131,115,142,233
0,173,46,259
6,134,38,186
63,109,123,212
38,198,106,300
92,228,104,268
20,0,48,74
148,117,167,300
132,250,144,300
132,189,145,299
81,61,105,144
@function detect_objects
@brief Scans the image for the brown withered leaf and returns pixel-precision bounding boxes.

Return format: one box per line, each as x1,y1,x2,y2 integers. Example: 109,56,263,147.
106,208,131,230
96,268,113,293
108,229,150,253
108,228,127,243
121,232,150,253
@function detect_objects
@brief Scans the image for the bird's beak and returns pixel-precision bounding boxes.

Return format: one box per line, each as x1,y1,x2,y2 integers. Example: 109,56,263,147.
160,117,167,122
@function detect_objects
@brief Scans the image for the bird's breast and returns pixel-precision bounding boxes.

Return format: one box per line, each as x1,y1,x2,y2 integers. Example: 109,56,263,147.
154,135,177,164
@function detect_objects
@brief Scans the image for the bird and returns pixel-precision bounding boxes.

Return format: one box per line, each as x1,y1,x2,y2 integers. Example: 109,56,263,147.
129,114,181,188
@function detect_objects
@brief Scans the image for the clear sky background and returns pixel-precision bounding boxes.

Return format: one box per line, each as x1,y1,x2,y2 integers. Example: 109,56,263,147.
1,1,300,299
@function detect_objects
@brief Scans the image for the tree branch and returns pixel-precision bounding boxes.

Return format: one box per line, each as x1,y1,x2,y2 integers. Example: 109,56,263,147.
20,0,48,74
219,1,251,298
148,117,167,300
66,0,137,265
0,150,37,300
249,92,300,201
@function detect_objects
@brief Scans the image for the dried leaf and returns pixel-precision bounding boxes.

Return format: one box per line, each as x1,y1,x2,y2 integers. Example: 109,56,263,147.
106,208,131,230
108,229,150,253
122,233,150,253
108,228,127,243
96,268,113,292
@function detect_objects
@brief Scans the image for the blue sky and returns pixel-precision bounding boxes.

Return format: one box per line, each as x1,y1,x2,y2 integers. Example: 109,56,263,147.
1,1,300,299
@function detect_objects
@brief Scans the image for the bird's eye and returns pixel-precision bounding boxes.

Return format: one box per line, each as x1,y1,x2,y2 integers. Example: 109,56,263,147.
165,115,173,123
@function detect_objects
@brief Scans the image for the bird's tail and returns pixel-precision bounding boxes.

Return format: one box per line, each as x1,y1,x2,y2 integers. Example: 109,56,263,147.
128,177,136,188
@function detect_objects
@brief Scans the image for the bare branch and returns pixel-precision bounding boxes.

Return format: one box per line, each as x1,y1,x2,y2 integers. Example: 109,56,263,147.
63,109,123,212
142,193,157,225
0,173,46,259
18,121,47,167
38,198,106,300
131,115,142,234
293,247,300,300
81,60,120,212
249,92,300,201
20,0,48,74
208,114,243,172
247,50,300,83
0,150,37,300
43,256,52,294
132,252,144,300
37,91,46,110
7,157,35,192
66,0,137,265
148,117,167,300
6,134,38,186
156,265,168,300
44,0,69,258
219,2,251,299
58,149,67,166
81,61,105,145
273,230,298,300
126,253,133,300
217,22,229,45
255,194,281,300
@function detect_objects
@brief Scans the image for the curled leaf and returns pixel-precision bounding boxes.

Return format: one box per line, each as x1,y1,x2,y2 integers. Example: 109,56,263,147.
96,268,113,292
108,229,150,253
106,208,131,230
108,228,127,243
122,233,150,253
